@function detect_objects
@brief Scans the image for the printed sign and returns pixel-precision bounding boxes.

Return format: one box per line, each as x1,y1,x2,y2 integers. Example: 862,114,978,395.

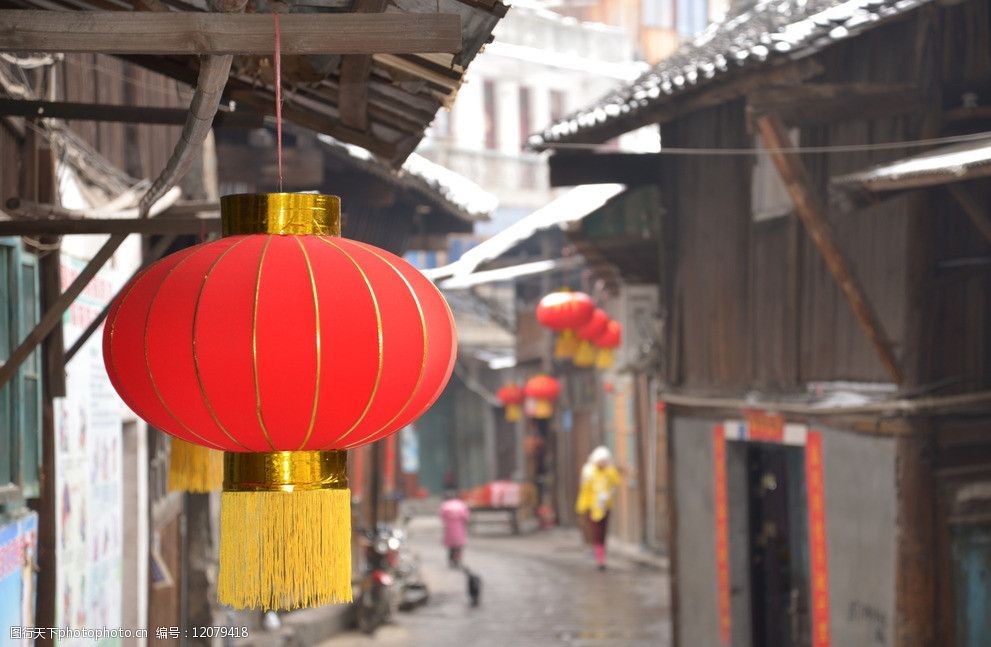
0,513,38,643
54,254,123,647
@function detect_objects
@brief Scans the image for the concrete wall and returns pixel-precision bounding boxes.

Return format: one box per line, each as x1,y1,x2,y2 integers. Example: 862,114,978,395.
820,426,897,647
671,416,721,647
671,416,897,647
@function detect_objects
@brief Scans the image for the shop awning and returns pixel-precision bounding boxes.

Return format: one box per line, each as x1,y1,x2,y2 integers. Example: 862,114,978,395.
832,136,991,192
424,183,625,282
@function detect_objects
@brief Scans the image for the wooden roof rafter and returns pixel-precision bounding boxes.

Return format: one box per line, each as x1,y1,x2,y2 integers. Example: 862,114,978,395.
0,0,507,166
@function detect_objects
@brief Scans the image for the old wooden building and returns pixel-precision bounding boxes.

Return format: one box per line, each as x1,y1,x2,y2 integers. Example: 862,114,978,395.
532,0,991,645
0,0,504,640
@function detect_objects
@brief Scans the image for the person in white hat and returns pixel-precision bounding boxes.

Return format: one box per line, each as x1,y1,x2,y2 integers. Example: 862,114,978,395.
576,446,621,569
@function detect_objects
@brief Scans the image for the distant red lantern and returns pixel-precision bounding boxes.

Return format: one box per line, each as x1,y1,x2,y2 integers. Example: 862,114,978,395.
574,309,609,367
594,320,623,369
524,374,561,419
103,193,457,610
536,291,594,358
496,383,525,422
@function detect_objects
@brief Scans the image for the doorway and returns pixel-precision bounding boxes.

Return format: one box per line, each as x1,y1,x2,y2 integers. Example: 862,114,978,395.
747,443,811,647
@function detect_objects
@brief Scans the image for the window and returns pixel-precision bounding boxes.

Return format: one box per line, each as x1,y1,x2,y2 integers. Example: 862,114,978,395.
643,0,674,29
676,0,710,37
483,80,498,150
0,238,42,505
752,130,798,222
550,89,567,124
518,86,532,149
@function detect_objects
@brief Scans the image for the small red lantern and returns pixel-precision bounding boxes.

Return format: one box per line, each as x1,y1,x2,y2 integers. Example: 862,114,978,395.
574,308,608,367
496,383,525,422
594,320,623,369
524,374,561,419
536,291,594,358
103,193,456,610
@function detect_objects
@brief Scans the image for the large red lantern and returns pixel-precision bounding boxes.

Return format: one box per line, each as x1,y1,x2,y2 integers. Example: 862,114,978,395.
496,383,524,422
536,291,594,358
524,374,561,419
593,320,623,369
103,193,456,610
574,308,609,367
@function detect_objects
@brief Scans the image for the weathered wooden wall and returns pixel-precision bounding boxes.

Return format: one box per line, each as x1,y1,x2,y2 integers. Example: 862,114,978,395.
660,1,991,392
59,54,187,179
661,99,752,391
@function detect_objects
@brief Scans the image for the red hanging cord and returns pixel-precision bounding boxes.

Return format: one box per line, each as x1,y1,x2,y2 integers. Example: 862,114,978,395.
273,13,284,192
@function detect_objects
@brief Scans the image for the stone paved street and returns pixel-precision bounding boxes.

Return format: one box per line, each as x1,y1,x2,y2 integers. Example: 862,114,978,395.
317,515,670,647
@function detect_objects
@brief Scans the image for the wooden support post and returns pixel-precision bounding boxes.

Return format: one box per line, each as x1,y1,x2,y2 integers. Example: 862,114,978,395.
0,98,263,128
0,11,462,55
549,152,663,187
755,114,903,383
947,183,991,245
0,233,126,391
746,83,922,127
339,0,390,132
0,217,219,237
64,235,177,363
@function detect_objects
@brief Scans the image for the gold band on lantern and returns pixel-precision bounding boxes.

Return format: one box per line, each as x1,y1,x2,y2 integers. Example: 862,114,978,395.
224,450,348,492
221,193,342,236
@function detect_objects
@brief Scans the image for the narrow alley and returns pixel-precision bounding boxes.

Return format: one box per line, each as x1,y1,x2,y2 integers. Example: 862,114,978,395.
318,515,670,647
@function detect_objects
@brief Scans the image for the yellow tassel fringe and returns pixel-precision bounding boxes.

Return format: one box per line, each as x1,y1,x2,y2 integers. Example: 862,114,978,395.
554,329,579,358
595,348,615,369
218,488,352,610
505,403,522,422
532,399,554,419
574,340,597,367
168,438,224,493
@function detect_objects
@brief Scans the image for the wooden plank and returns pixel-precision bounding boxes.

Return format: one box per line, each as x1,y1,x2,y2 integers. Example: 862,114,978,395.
947,183,991,245
64,234,177,363
549,152,662,187
0,233,126,391
339,0,390,132
0,11,462,55
747,83,922,126
0,98,263,128
755,114,903,384
0,217,219,236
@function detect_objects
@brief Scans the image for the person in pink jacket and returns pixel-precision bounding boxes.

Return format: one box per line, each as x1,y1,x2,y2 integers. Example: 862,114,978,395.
439,491,470,568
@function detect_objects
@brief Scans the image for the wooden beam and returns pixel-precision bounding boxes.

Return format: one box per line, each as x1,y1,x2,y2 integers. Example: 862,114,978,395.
747,83,922,126
947,183,991,245
64,235,177,363
755,114,903,383
549,152,662,187
0,11,462,55
0,233,126,391
0,217,219,236
0,98,263,128
339,0,390,132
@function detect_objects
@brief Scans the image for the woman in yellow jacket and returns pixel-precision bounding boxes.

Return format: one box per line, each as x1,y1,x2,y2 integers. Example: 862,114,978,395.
575,446,621,570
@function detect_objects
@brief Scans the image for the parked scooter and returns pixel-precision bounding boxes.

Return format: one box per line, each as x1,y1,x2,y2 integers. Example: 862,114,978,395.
356,526,401,634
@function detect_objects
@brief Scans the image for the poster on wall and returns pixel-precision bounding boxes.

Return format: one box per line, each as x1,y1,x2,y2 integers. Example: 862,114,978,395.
53,254,123,647
0,513,38,643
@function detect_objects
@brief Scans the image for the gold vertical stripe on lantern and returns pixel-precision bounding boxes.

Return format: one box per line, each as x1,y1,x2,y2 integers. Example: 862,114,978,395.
168,437,223,493
216,193,352,610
